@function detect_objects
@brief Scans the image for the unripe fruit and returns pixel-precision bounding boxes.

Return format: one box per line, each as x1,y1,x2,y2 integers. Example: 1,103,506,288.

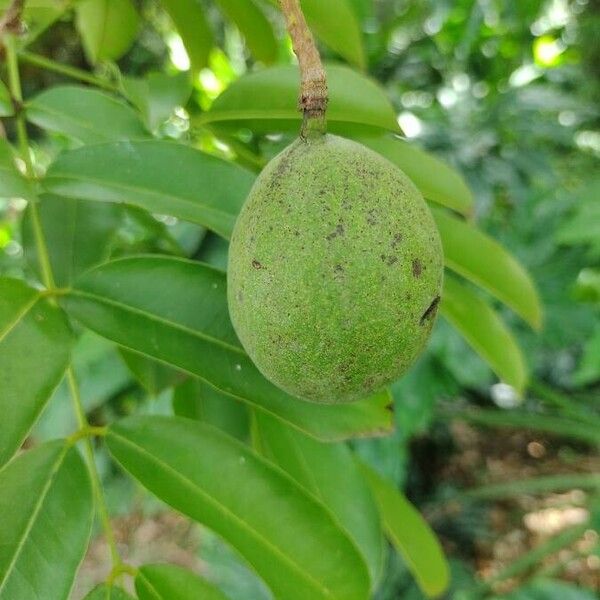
228,134,443,403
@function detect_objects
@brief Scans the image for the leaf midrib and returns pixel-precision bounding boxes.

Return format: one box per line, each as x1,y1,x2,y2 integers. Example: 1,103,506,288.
0,293,40,345
67,288,244,354
0,445,69,594
45,172,237,228
109,431,335,599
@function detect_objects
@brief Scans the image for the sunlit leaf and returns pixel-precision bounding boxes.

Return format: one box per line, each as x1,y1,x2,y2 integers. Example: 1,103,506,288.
440,276,527,391
22,194,122,287
44,140,254,239
199,64,399,135
283,0,365,69
76,0,139,63
255,413,383,587
108,416,371,600
433,209,542,329
26,86,150,144
62,255,393,441
160,0,213,72
0,278,74,467
360,463,450,599
0,441,93,599
121,71,193,130
0,139,35,200
357,135,474,217
136,563,228,600
215,0,277,65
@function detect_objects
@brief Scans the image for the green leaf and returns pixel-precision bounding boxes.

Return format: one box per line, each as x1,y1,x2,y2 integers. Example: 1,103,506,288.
451,408,600,447
44,140,254,239
214,0,277,65
440,276,527,391
360,464,450,599
199,64,399,135
121,71,193,130
62,255,393,441
0,139,36,200
254,413,383,587
136,563,228,600
120,348,185,396
160,0,214,72
357,135,474,217
299,0,366,69
26,86,150,144
0,79,12,116
269,0,365,68
76,0,139,63
107,415,370,600
83,584,135,599
493,578,599,600
557,180,600,248
574,325,600,386
433,209,542,329
173,378,249,441
0,441,93,599
0,278,74,467
22,195,122,287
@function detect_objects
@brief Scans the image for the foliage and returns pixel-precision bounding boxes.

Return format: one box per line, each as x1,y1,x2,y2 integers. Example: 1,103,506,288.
0,0,598,599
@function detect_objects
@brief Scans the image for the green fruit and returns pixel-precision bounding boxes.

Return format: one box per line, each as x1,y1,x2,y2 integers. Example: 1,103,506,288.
228,134,443,403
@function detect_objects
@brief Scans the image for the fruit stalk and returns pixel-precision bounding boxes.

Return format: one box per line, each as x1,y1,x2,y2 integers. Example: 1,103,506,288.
279,0,328,134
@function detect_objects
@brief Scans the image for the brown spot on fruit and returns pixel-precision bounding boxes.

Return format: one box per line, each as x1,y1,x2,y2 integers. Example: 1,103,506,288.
412,258,422,277
326,222,345,241
391,233,403,248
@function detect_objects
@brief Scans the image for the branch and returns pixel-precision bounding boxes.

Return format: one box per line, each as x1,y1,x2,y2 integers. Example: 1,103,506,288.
279,0,328,133
0,0,25,37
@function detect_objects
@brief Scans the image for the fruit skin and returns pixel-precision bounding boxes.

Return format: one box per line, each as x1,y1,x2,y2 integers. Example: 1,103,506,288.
228,134,443,404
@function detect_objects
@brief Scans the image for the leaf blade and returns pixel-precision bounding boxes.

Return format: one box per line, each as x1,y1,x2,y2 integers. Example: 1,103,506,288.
107,416,371,600
0,441,93,600
440,276,528,391
44,140,254,239
360,464,450,599
26,86,150,144
75,0,139,63
160,0,213,72
299,0,366,69
214,0,277,65
0,278,74,466
83,584,136,599
0,139,36,200
433,209,542,329
255,413,384,587
136,564,229,600
200,64,399,135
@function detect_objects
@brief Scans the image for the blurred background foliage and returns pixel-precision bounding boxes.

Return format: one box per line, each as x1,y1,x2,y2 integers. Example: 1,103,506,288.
1,0,599,598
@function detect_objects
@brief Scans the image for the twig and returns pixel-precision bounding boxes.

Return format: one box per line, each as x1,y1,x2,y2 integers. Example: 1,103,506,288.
279,0,328,135
0,0,25,37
